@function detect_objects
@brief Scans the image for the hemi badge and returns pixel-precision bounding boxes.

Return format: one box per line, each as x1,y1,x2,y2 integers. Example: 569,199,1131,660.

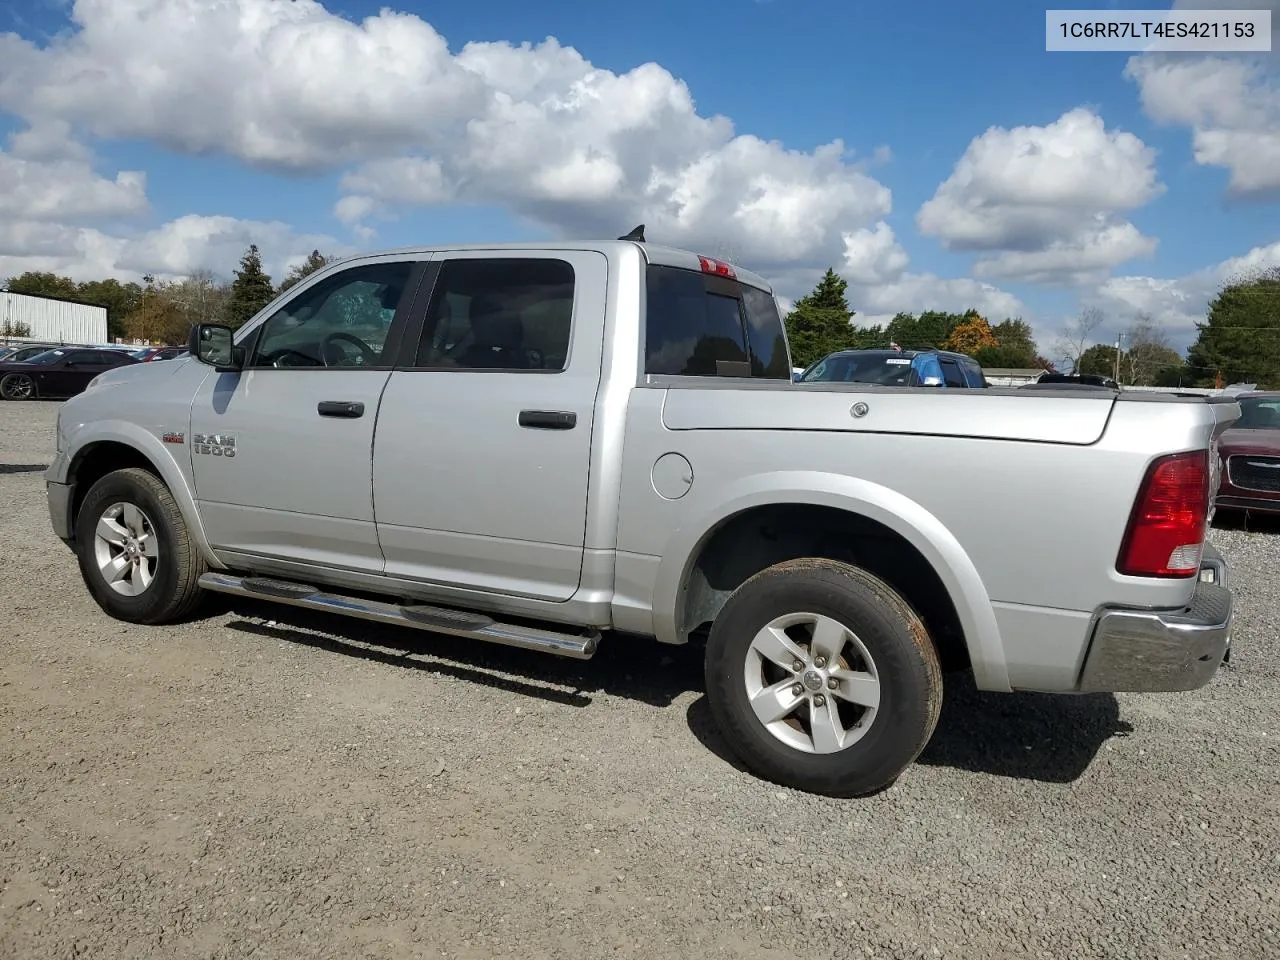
162,432,185,444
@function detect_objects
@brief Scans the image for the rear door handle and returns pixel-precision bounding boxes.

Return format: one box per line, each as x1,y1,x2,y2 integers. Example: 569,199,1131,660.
518,409,577,430
318,400,365,418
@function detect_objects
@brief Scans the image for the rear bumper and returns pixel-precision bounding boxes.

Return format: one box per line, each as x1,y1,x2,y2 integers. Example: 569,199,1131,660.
1078,550,1233,693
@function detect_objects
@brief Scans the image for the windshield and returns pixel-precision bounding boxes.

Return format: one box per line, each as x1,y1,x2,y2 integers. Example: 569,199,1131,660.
800,352,917,386
1237,396,1280,430
20,349,69,365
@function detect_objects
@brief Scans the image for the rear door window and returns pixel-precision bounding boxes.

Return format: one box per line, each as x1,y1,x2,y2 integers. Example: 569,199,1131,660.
939,357,967,387
644,264,788,379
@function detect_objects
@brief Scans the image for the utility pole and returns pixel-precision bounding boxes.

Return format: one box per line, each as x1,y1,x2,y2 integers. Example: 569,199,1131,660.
1113,332,1123,383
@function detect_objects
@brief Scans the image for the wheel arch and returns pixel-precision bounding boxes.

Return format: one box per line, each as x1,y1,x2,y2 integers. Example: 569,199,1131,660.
651,472,1010,692
63,425,221,568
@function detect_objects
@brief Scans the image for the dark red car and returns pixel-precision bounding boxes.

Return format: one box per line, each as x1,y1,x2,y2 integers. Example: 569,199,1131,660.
1216,391,1280,516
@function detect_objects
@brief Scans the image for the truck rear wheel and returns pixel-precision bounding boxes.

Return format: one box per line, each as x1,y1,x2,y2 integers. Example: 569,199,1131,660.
74,467,208,625
704,558,943,798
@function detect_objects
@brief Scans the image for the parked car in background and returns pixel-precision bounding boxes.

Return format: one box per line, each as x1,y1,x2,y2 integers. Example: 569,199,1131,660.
1023,373,1120,390
0,346,140,400
797,347,988,388
1215,391,1280,516
129,346,189,363
0,343,60,363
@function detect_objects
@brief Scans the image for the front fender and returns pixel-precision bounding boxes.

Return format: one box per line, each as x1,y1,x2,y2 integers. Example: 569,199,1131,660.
650,470,1011,692
56,420,223,569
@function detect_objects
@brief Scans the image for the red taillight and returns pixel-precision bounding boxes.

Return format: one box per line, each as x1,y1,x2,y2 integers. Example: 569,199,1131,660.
1116,450,1210,578
698,255,736,278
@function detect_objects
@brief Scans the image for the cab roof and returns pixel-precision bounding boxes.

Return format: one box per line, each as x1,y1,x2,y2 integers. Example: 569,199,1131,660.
325,238,775,294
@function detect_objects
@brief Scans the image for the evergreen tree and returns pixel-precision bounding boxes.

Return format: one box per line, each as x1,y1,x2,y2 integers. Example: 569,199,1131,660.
278,249,335,293
225,244,276,329
1186,268,1280,388
783,268,862,368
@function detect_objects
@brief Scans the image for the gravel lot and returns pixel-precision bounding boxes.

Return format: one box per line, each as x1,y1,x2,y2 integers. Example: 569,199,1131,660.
2,399,1278,960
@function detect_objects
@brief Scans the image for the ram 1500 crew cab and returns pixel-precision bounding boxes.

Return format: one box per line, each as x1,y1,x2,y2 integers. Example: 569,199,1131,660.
47,235,1238,797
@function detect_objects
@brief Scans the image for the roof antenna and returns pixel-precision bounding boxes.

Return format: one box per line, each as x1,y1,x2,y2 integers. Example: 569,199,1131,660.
617,224,645,242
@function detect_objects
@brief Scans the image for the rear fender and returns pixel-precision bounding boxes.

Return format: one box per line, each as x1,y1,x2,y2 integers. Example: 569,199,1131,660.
651,470,1011,692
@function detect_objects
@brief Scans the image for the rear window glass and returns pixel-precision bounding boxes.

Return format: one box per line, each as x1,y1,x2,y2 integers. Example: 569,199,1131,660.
1238,397,1280,429
800,352,918,386
644,264,786,378
741,285,791,379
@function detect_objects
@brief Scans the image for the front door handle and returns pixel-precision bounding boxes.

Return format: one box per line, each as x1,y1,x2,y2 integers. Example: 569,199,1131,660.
318,400,365,418
518,410,577,430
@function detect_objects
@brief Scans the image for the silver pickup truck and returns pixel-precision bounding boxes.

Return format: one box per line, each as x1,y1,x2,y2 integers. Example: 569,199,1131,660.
45,235,1238,797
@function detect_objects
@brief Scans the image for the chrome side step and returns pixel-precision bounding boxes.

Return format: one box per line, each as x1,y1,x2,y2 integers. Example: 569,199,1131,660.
198,572,600,660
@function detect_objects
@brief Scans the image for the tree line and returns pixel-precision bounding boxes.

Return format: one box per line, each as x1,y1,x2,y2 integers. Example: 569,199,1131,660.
783,266,1280,389
5,246,1278,388
1,246,334,345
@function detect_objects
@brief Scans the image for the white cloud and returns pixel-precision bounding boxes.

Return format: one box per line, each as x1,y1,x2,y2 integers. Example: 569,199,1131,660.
1122,0,1279,198
0,0,893,267
1087,240,1280,350
0,136,147,222
115,215,345,282
916,107,1163,283
840,222,910,285
0,211,344,286
821,221,1025,326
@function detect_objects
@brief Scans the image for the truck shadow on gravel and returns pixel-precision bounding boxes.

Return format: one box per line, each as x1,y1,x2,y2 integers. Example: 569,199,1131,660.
218,598,706,709
0,463,48,475
220,598,1130,785
686,673,1133,785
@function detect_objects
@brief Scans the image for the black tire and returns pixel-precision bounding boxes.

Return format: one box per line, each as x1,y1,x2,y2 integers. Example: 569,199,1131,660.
0,372,35,401
704,558,943,798
74,467,208,624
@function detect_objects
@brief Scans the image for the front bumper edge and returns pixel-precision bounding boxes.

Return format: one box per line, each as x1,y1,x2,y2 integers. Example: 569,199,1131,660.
47,479,75,544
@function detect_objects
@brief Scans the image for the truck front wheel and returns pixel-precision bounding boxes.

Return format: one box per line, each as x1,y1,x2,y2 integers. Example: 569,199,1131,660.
704,558,943,798
74,467,208,625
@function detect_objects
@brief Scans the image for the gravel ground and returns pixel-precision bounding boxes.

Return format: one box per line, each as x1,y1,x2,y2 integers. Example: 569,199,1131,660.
2,399,1278,960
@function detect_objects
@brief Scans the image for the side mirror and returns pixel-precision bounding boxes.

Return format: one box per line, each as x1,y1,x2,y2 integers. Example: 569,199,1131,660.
189,324,243,372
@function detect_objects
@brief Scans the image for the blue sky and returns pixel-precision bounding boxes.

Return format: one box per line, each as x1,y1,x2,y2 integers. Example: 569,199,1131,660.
0,0,1277,357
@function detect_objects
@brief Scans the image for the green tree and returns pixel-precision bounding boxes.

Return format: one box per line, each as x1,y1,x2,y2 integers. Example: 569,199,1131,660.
224,244,276,329
988,318,1039,366
77,278,144,340
278,249,336,293
886,310,965,350
1153,364,1194,387
3,271,80,301
783,268,863,368
1186,268,1280,388
1077,343,1121,378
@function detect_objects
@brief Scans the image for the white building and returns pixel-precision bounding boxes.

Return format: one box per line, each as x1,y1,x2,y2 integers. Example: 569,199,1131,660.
0,291,108,345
